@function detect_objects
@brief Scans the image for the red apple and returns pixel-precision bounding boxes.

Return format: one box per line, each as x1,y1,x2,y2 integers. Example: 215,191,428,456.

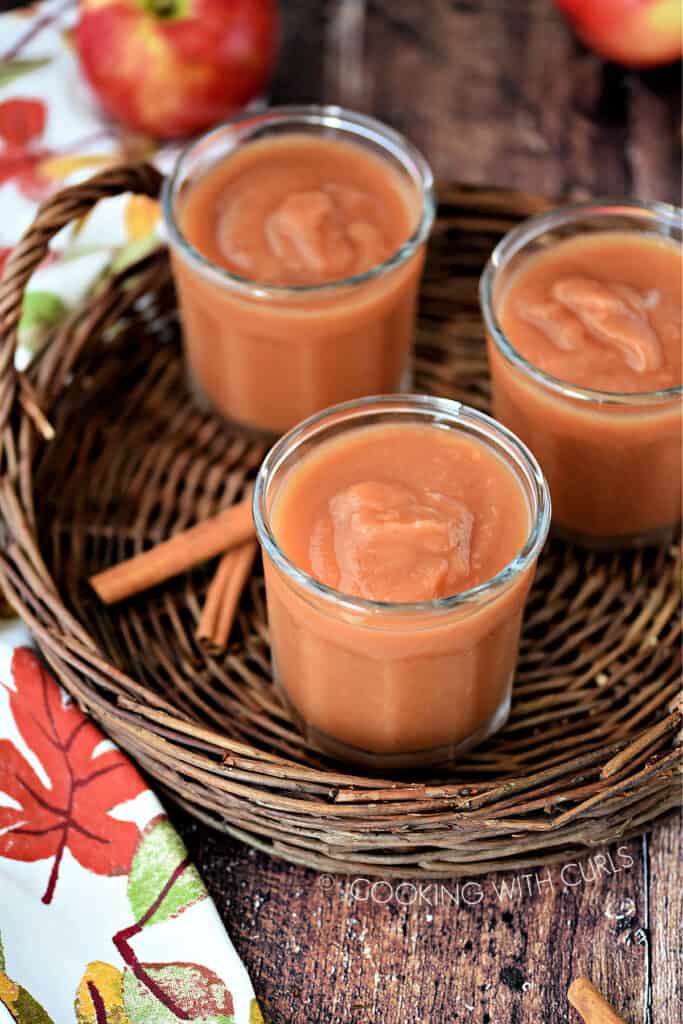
556,0,682,69
75,0,278,139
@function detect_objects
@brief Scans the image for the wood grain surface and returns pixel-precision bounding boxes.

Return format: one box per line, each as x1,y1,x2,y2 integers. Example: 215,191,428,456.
271,0,682,204
171,5,682,1022
176,821,680,1024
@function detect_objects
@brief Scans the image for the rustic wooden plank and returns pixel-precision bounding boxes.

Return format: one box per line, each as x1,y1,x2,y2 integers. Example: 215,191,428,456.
648,819,682,1022
176,814,662,1024
627,64,683,203
317,0,681,204
268,1,328,104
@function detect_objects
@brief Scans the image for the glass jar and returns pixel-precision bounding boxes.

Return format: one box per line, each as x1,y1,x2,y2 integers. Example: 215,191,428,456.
162,105,435,437
480,200,682,549
253,395,551,770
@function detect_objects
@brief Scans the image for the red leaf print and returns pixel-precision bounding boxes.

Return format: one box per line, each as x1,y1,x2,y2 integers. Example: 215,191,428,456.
0,98,46,148
0,97,52,200
0,648,146,904
0,148,50,195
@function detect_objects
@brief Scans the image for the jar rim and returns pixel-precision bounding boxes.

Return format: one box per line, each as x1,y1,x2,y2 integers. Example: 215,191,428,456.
479,198,683,406
161,104,435,298
253,394,552,618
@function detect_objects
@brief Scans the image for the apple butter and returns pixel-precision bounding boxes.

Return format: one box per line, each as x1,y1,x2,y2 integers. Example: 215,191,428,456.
253,396,551,769
163,107,434,435
481,204,682,548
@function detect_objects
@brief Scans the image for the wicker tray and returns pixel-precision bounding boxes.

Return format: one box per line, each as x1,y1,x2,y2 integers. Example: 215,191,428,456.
0,164,680,878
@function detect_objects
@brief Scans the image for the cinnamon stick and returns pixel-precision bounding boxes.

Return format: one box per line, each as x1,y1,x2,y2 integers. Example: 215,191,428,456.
568,978,627,1024
196,539,258,653
89,488,255,605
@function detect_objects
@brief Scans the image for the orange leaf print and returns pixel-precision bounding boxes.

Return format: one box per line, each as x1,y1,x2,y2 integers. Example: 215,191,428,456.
39,154,113,182
125,194,160,242
75,962,130,1024
0,649,146,904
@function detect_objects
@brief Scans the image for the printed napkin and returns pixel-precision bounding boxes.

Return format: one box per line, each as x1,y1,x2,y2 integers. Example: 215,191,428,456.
0,0,174,371
0,3,262,1022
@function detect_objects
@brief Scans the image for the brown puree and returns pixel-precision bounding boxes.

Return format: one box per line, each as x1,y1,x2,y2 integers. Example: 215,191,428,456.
488,229,682,546
499,232,682,393
179,135,416,286
171,133,427,435
264,423,536,761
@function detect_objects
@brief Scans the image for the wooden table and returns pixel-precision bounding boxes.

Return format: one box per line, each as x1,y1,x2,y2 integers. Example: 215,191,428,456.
172,4,682,1023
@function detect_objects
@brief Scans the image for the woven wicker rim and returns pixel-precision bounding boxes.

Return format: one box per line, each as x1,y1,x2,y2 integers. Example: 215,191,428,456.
0,163,679,879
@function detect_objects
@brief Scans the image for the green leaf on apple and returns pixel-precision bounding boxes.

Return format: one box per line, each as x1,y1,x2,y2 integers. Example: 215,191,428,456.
0,58,51,89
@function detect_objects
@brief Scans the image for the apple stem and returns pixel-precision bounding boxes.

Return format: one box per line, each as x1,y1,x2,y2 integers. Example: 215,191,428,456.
145,0,182,19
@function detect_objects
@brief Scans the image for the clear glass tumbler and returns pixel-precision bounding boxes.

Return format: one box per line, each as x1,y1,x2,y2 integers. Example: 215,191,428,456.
162,106,435,437
253,395,551,771
480,200,682,549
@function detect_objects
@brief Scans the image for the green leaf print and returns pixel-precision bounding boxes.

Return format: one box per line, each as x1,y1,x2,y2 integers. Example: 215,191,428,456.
0,59,50,89
18,291,67,352
127,816,206,928
5,985,56,1024
0,931,56,1022
122,963,234,1024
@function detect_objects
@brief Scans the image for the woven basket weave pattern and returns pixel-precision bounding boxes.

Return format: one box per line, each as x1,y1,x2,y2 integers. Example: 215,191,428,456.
0,164,680,877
